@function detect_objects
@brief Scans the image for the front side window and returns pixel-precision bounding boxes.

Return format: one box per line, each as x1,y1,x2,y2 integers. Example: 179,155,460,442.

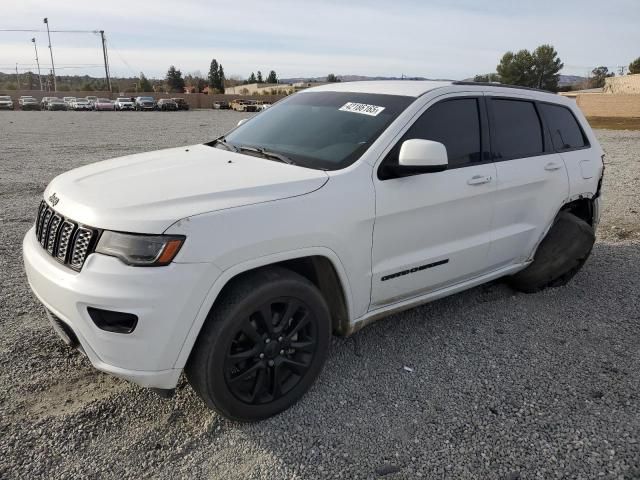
379,97,482,177
539,103,588,151
220,92,414,171
491,99,544,160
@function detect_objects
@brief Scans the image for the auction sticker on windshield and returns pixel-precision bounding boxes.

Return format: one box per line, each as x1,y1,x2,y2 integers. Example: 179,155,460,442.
339,102,385,116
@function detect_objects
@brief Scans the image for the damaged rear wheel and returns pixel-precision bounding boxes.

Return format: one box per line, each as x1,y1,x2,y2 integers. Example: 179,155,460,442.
508,210,595,293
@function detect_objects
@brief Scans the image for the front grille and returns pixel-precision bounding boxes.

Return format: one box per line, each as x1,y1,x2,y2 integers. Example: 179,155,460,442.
34,200,98,271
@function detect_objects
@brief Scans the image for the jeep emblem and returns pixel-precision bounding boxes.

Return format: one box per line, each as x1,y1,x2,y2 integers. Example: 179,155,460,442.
48,193,59,207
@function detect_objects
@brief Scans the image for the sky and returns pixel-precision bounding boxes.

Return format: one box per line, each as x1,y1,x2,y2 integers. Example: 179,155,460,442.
0,0,638,81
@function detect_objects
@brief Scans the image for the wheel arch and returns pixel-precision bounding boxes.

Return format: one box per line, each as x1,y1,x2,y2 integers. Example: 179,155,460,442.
173,248,353,369
527,194,598,263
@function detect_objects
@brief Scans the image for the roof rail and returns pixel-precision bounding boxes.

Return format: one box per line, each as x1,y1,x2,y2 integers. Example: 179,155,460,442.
452,81,554,94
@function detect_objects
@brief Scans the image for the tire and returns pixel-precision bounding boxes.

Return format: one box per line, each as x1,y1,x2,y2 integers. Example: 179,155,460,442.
508,210,595,293
186,266,331,421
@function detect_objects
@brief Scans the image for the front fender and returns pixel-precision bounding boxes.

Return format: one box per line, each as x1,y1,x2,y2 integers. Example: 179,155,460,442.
170,246,354,369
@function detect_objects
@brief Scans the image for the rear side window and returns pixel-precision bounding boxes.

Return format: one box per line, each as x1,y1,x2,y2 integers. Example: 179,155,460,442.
539,103,588,151
386,98,482,169
491,99,544,160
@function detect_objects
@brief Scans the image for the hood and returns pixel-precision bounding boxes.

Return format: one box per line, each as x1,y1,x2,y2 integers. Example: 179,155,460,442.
44,144,329,233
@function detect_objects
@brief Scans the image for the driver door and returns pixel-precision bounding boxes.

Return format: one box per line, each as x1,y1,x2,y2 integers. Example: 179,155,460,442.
370,94,497,307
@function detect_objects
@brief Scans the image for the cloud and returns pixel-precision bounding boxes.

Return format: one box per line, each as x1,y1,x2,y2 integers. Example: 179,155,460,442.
1,0,638,79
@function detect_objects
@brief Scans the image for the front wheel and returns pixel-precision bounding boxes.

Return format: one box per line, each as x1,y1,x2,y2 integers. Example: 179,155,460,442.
186,267,331,421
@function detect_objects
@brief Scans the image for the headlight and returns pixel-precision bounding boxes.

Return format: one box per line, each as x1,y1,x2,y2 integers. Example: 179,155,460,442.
95,231,185,266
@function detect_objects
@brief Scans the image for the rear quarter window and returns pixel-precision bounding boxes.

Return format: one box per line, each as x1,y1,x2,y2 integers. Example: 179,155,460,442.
539,103,589,151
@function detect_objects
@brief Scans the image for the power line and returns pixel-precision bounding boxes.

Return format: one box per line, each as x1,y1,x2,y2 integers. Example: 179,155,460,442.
0,29,99,33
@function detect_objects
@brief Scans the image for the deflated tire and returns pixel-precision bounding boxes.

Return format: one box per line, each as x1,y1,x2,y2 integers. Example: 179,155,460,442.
508,210,595,293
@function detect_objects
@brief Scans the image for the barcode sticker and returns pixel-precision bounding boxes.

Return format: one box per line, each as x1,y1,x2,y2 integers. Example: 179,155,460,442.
339,102,385,116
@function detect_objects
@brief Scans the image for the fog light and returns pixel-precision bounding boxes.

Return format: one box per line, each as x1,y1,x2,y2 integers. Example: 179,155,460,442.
88,307,138,334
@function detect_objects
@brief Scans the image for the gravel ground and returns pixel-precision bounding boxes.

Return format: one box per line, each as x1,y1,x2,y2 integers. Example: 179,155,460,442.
0,111,638,480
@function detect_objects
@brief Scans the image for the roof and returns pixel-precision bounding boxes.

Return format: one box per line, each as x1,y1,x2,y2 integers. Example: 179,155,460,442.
305,80,453,97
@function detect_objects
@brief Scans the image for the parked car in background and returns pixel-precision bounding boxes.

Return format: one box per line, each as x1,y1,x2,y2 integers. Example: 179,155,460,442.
157,98,178,111
46,98,67,111
231,99,259,112
86,96,98,107
212,101,230,110
0,95,13,110
19,97,41,111
40,97,55,110
172,98,189,110
72,99,92,111
63,97,76,108
94,98,115,111
135,96,156,111
115,97,135,111
257,101,272,111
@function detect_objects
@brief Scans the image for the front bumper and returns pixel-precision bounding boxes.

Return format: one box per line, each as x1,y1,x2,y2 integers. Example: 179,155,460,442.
23,227,220,388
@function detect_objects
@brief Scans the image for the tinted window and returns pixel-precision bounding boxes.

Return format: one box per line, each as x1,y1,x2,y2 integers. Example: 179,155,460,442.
223,92,414,171
384,98,482,170
540,103,587,150
491,99,544,159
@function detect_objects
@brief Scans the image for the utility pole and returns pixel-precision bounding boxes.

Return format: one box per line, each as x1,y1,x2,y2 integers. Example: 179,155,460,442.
99,31,112,92
32,38,43,91
43,18,57,91
15,63,20,89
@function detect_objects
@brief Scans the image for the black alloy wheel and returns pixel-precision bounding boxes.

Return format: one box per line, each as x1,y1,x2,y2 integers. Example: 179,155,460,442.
186,266,331,421
224,297,317,405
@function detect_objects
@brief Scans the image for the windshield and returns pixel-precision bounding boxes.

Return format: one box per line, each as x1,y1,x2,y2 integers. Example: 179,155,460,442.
139,97,154,101
98,98,110,102
0,96,10,100
221,91,413,170
117,98,129,101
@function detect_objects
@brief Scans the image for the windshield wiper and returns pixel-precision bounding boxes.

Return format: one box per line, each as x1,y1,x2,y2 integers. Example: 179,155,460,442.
236,145,296,165
211,136,238,152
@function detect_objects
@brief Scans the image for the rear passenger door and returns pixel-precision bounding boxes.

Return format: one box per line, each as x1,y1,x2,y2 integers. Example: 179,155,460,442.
486,95,569,268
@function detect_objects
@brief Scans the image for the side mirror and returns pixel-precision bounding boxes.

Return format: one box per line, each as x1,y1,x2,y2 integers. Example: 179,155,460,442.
398,139,448,173
237,119,248,127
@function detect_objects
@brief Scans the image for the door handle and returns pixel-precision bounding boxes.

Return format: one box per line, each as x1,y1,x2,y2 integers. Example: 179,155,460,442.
544,162,563,171
467,175,492,185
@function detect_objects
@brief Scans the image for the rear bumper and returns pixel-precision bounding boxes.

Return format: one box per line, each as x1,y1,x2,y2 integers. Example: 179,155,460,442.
23,227,221,388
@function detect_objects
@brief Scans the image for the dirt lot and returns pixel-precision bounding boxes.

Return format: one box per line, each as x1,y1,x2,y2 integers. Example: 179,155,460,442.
1,111,639,480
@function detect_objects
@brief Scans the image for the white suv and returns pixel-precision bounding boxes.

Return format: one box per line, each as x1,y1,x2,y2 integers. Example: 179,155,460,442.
23,81,604,421
115,97,135,111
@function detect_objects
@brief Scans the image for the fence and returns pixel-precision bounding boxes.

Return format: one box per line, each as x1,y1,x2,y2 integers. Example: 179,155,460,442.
0,90,287,109
574,94,640,118
604,74,640,94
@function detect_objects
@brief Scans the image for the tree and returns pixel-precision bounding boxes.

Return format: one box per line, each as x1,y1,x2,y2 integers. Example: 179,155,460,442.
217,64,225,93
208,59,219,91
248,72,257,83
257,70,263,83
496,45,563,91
590,66,614,88
473,73,501,83
531,45,564,91
326,73,340,82
185,72,207,93
497,49,535,87
266,70,278,84
165,65,185,93
629,57,640,75
138,72,152,92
